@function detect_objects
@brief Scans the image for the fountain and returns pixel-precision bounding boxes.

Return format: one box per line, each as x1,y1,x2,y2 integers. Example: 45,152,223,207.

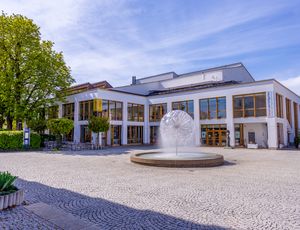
130,110,224,167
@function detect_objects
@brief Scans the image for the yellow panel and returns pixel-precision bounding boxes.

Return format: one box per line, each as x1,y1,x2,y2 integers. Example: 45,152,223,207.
93,99,102,112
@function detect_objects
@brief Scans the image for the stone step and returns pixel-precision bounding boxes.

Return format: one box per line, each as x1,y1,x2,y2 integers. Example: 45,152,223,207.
25,202,99,230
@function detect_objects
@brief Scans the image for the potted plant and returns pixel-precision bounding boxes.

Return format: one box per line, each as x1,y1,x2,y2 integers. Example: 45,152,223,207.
88,116,110,149
0,171,24,210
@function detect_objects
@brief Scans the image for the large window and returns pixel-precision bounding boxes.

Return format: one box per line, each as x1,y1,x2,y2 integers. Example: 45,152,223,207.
79,100,93,120
109,101,123,120
172,100,194,118
48,105,59,119
149,103,167,122
233,93,266,118
294,102,299,136
127,126,143,144
276,93,283,118
80,99,123,121
128,103,144,122
199,97,226,120
62,103,74,120
286,98,291,125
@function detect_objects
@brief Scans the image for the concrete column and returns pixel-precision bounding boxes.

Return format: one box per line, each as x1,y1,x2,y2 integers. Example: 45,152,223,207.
106,127,111,146
58,104,63,118
73,100,80,143
283,122,288,146
167,102,172,112
267,118,278,149
194,99,200,146
122,102,128,145
226,95,235,147
143,102,149,144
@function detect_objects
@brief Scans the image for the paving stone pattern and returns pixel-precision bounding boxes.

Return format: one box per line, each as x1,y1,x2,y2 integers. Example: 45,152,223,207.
0,147,299,229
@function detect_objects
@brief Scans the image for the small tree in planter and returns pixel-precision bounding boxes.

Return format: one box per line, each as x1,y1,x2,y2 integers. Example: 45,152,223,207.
0,171,24,210
88,116,110,149
47,118,74,149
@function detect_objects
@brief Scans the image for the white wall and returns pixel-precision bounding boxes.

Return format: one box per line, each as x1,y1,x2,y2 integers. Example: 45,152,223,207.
243,123,268,148
58,79,299,148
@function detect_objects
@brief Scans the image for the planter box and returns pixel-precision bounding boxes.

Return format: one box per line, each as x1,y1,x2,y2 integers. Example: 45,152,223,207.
0,189,24,210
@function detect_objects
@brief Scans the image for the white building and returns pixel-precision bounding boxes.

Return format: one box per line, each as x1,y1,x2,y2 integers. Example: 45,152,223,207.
53,63,300,149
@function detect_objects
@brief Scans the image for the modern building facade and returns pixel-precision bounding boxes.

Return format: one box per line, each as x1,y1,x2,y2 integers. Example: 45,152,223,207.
52,63,300,149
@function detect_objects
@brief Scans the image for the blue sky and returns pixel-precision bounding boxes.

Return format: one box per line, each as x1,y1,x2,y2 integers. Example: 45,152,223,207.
1,0,300,93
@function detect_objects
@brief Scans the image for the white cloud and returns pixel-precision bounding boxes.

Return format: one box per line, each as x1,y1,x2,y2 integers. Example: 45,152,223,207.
1,0,299,87
280,76,300,96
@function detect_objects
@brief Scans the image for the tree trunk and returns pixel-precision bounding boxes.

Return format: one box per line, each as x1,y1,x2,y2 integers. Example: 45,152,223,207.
6,116,13,130
97,133,100,149
16,119,23,130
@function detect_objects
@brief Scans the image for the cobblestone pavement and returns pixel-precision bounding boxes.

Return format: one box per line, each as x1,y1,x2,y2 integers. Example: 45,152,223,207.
0,147,299,229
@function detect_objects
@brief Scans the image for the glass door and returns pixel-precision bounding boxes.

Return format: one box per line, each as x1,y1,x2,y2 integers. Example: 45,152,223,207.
111,125,121,146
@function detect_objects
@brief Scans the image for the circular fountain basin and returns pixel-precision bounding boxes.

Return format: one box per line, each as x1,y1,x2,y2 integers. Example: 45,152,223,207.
130,152,224,167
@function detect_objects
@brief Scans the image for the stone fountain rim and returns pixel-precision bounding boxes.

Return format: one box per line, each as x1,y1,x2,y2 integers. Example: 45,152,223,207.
130,151,224,168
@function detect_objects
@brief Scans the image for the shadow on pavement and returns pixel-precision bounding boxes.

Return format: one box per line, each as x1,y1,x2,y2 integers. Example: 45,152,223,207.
13,178,227,230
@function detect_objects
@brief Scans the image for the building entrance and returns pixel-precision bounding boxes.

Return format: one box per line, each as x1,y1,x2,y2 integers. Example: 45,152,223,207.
201,124,226,146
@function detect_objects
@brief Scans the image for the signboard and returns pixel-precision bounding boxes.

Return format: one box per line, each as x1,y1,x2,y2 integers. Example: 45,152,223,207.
23,128,30,148
93,99,102,112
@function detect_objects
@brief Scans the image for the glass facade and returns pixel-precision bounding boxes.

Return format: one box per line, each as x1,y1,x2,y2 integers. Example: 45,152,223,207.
79,99,122,121
286,98,291,125
109,101,123,120
149,103,167,122
111,125,122,146
233,93,266,118
276,93,283,118
172,100,194,118
127,126,143,144
201,124,227,146
128,103,144,122
150,126,159,144
62,103,75,120
79,100,93,120
199,97,226,120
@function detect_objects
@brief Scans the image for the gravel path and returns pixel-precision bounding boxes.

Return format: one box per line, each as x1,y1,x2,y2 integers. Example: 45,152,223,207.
0,147,299,229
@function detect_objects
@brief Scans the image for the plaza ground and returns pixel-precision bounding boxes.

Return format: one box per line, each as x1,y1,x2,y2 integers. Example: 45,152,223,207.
0,146,299,229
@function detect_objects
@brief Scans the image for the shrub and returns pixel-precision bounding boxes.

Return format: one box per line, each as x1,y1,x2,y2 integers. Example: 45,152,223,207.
0,171,17,195
40,134,56,147
30,133,41,149
0,131,41,150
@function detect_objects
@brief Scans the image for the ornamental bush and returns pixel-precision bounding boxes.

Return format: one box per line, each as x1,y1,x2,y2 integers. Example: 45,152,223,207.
0,131,41,150
0,171,17,195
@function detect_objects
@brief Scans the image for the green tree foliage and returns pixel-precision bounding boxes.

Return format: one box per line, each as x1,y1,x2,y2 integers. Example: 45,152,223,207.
47,118,73,147
88,116,110,147
0,12,74,130
27,117,47,134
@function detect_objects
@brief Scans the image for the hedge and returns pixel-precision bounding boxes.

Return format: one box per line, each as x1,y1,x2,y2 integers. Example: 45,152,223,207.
0,131,41,150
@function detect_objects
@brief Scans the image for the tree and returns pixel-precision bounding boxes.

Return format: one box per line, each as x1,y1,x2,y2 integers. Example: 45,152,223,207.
47,118,73,148
88,116,110,148
27,117,47,134
0,12,74,130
